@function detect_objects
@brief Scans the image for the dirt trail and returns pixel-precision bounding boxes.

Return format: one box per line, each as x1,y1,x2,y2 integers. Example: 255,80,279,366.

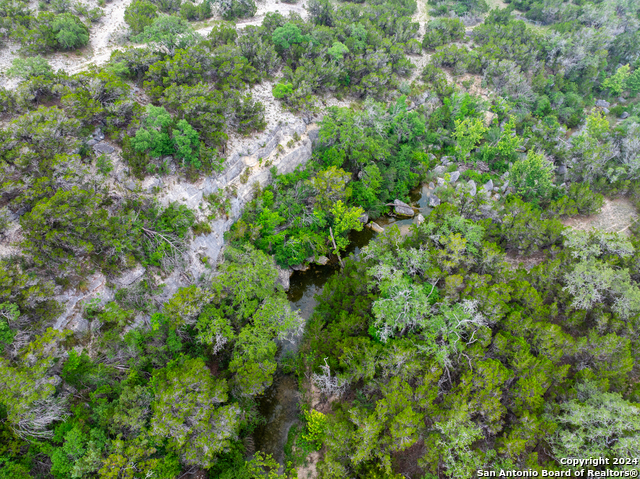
562,198,638,235
0,0,309,87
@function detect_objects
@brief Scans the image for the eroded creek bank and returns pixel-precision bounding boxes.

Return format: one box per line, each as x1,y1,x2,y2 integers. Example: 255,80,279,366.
253,183,434,465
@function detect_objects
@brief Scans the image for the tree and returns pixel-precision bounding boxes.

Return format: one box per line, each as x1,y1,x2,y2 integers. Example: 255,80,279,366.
229,325,277,396
20,188,135,270
306,166,351,211
172,119,201,168
6,56,53,80
602,64,630,96
132,15,200,53
0,329,71,439
307,0,334,26
570,110,617,183
453,117,487,161
548,381,640,462
272,23,306,52
150,357,240,468
329,200,364,256
229,294,303,396
52,13,89,50
626,68,640,95
563,258,640,320
131,105,174,158
509,150,555,202
496,116,523,164
124,0,158,35
216,0,257,20
431,415,486,479
328,41,349,61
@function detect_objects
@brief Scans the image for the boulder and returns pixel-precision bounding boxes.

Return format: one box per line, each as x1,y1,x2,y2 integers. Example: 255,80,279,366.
449,171,460,183
394,199,415,217
433,165,447,177
415,213,425,225
144,177,162,192
368,222,384,233
620,112,630,119
595,99,610,108
429,195,441,207
276,265,292,291
124,180,137,191
87,139,97,147
483,179,494,192
437,177,446,186
556,164,567,175
308,127,320,146
603,107,610,115
115,265,146,287
468,180,477,197
292,263,310,272
316,255,329,265
428,182,435,189
501,180,509,193
94,143,115,155
358,212,369,224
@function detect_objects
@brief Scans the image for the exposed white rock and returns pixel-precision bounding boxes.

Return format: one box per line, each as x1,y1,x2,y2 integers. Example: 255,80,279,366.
394,199,415,217
368,222,384,233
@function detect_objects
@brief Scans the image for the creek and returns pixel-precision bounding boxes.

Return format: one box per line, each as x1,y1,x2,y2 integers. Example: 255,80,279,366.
252,183,435,464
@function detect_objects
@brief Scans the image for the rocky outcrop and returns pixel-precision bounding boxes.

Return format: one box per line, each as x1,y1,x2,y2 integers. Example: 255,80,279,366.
367,222,384,233
48,119,316,332
53,272,113,332
158,119,314,284
394,199,415,217
276,264,293,291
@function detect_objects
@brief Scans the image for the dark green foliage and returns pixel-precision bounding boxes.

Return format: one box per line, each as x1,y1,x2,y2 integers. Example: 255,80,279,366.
231,98,427,266
124,0,158,35
2,0,640,477
207,21,237,47
15,12,89,53
6,56,53,80
422,18,464,50
218,0,257,20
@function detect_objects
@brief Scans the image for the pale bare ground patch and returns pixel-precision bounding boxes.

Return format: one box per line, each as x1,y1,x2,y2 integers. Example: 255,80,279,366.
456,73,490,99
504,197,639,270
0,0,130,86
486,0,508,10
504,251,546,271
414,0,430,35
562,197,638,235
296,451,320,479
0,0,308,86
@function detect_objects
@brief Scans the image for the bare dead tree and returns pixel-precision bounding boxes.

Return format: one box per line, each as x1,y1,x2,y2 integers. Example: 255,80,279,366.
312,357,347,397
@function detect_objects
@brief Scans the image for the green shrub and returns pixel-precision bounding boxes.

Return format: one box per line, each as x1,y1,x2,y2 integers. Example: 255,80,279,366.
124,0,158,35
6,56,53,80
207,21,237,46
272,82,294,99
509,150,555,203
219,0,257,20
422,18,465,50
52,13,89,50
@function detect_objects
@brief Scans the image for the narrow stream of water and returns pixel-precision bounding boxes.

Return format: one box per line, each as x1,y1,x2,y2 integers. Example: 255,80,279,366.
252,183,435,464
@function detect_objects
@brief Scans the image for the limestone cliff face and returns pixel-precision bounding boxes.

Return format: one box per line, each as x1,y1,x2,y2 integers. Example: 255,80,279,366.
52,119,318,331
160,118,317,277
